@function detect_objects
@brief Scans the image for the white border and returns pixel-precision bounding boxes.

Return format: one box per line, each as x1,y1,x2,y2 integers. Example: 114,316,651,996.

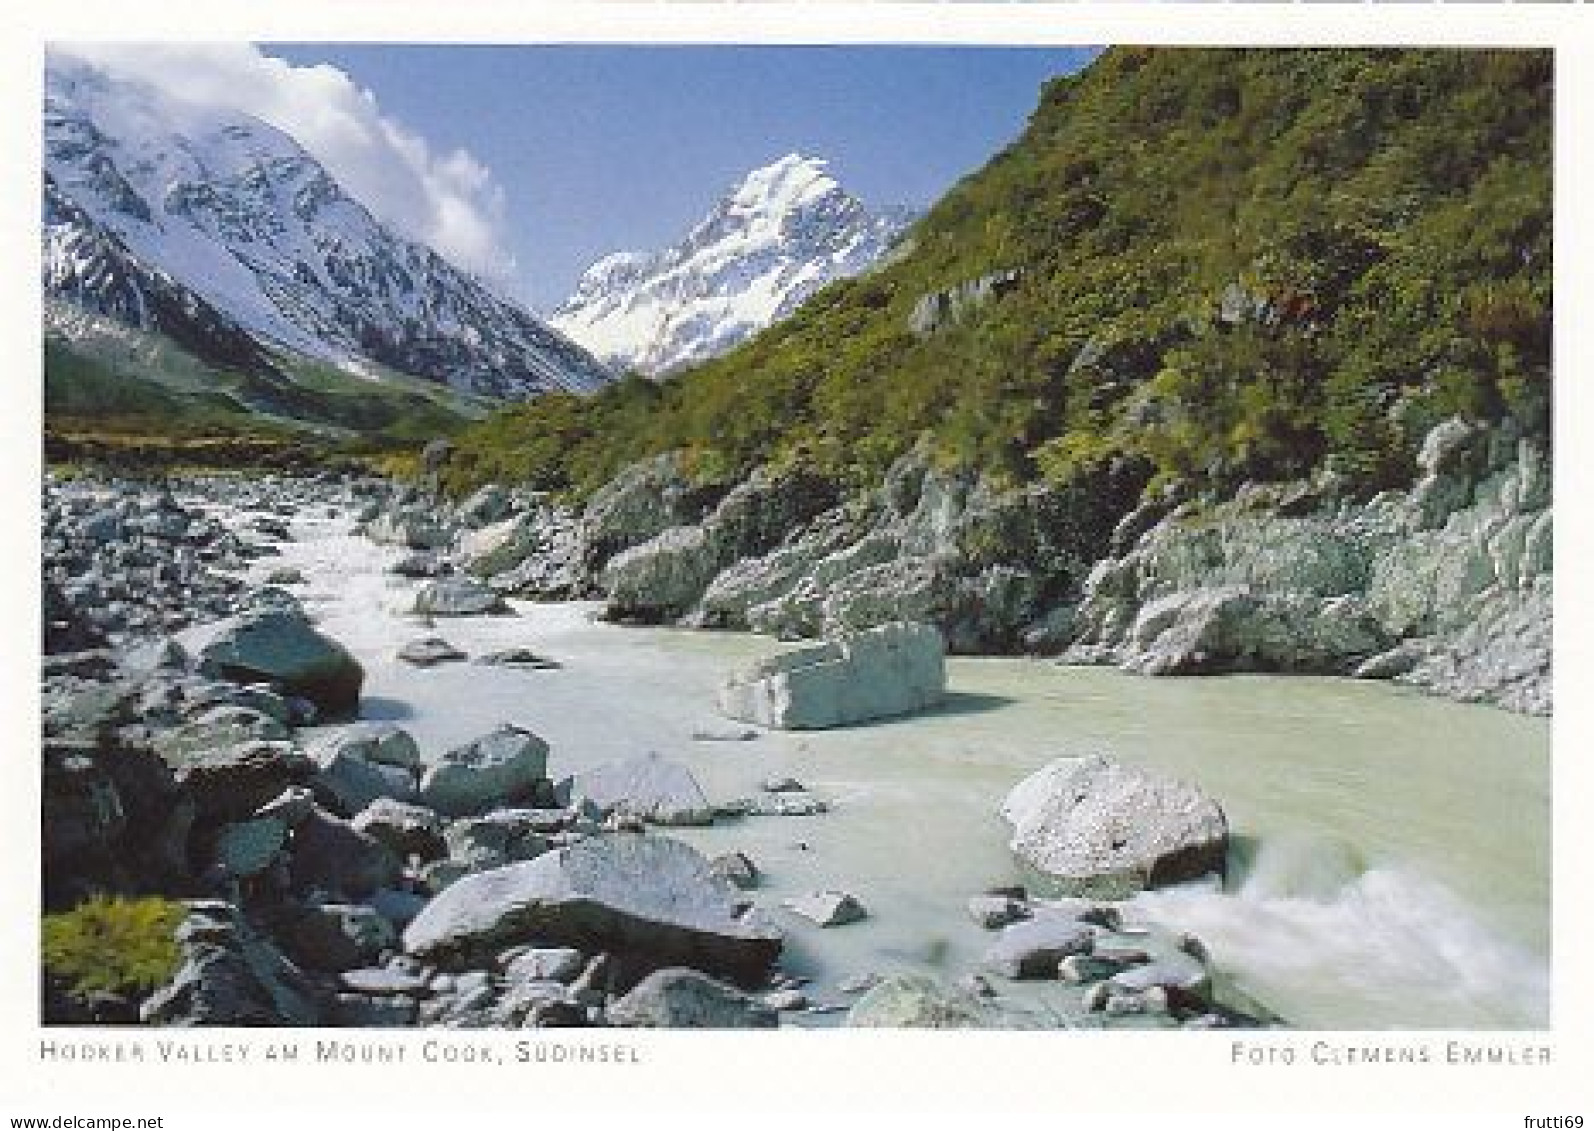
3,3,1590,1122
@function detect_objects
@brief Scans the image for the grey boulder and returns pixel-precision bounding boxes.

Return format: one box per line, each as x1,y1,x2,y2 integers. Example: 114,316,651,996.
606,968,777,1029
419,725,549,817
1001,754,1228,897
194,609,364,718
412,577,508,617
352,798,447,860
402,834,781,984
288,809,404,899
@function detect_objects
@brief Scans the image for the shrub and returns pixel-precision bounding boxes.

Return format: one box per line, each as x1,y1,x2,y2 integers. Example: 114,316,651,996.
41,894,185,1000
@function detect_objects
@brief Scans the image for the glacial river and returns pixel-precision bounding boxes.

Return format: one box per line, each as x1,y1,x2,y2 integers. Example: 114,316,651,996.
260,507,1551,1031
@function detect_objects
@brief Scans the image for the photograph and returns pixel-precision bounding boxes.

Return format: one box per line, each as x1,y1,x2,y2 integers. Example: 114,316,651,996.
9,3,1589,1123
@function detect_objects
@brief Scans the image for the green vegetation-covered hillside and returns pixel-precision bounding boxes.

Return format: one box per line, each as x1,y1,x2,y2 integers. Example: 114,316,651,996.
443,48,1550,502
43,305,488,470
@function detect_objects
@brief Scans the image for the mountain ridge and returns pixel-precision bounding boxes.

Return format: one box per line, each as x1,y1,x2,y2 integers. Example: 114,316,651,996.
43,52,613,402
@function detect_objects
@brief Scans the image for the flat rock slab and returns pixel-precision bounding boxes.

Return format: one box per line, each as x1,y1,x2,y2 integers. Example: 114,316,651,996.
402,834,782,984
564,753,714,827
1001,754,1228,897
717,621,946,730
475,648,561,670
398,637,468,666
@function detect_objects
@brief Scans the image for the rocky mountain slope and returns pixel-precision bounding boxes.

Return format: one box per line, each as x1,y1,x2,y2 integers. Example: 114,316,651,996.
433,48,1551,715
450,49,1549,503
44,52,612,400
550,153,911,376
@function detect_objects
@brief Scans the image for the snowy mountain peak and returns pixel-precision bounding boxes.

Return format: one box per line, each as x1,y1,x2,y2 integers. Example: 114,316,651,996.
42,52,613,400
726,152,838,216
551,153,913,377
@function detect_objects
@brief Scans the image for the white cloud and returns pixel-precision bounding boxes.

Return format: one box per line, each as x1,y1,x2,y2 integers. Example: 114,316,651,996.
54,42,515,282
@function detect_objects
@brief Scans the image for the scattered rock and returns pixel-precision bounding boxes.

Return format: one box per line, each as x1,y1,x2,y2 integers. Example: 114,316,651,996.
398,636,468,666
691,724,758,742
761,988,809,1012
709,851,759,891
419,725,550,818
310,735,417,815
277,902,398,972
339,967,429,997
213,816,287,879
474,648,561,670
606,968,777,1029
288,808,404,898
503,947,586,985
413,577,509,617
967,894,1030,930
846,973,1057,1029
352,798,447,860
982,914,1095,979
141,901,324,1026
160,740,316,823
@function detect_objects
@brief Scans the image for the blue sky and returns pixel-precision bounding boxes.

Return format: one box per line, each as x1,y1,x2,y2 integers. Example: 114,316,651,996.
268,45,1099,310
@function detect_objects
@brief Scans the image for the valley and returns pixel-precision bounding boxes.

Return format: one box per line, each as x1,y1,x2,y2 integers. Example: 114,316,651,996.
36,45,1554,1035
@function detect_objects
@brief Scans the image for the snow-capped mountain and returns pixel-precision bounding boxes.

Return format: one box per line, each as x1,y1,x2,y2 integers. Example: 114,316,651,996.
43,53,612,399
550,153,913,376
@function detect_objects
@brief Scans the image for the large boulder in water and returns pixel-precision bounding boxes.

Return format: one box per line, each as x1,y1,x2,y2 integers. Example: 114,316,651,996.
1000,754,1228,897
402,834,781,984
717,621,945,730
194,609,363,718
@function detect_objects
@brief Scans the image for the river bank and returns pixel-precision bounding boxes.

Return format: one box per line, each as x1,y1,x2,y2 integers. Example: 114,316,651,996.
40,470,1549,1029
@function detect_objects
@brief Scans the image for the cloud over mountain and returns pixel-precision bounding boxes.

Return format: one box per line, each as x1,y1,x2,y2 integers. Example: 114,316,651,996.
54,42,512,282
